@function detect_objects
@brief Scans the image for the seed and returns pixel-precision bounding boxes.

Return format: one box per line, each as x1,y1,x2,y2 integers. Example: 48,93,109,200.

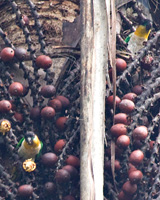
17,184,33,197
119,99,135,114
114,113,130,125
56,96,70,109
66,155,80,168
40,85,56,98
54,139,66,154
116,58,127,72
48,98,62,112
129,150,144,166
15,47,27,61
36,55,52,69
41,106,55,119
55,169,70,184
132,126,148,140
129,170,143,184
9,82,24,97
0,100,12,113
110,124,127,138
122,181,137,195
41,152,58,168
106,95,121,108
122,93,137,102
116,135,130,148
56,116,68,131
0,47,14,62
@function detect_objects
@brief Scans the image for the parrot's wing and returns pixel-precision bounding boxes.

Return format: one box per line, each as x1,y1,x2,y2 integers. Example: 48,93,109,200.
125,33,133,43
16,137,24,148
36,141,43,160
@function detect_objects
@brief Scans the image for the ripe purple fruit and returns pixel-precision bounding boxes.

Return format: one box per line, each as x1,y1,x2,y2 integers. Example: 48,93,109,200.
122,93,137,103
41,152,58,167
56,96,70,109
17,184,33,197
55,169,70,184
132,126,148,140
116,135,130,148
114,113,130,125
116,58,127,72
122,181,137,195
15,47,27,61
54,139,66,154
41,106,55,119
36,55,52,69
56,116,68,131
129,170,143,184
48,98,62,112
40,85,56,98
110,124,127,138
106,95,121,108
129,150,144,166
119,99,135,114
0,100,12,113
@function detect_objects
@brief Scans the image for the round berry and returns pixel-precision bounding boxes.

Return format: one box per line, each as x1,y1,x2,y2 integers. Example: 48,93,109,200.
56,96,70,109
41,106,55,119
55,169,70,184
129,170,143,184
30,107,41,120
106,95,121,108
41,152,58,167
56,116,68,131
122,93,137,102
110,124,127,138
9,82,24,96
116,58,127,72
54,139,66,154
66,155,80,168
48,98,62,112
40,85,56,98
119,99,135,114
114,113,130,125
132,126,148,140
44,182,56,195
62,165,78,179
14,112,24,124
129,150,144,166
116,135,130,148
17,184,33,197
36,55,52,69
0,100,12,113
1,47,14,62
15,47,27,61
132,85,143,95
122,181,137,195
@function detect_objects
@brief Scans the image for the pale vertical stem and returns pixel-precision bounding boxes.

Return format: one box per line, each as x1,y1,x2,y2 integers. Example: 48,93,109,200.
80,0,108,199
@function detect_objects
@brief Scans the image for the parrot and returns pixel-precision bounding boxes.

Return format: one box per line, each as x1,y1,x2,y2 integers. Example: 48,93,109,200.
17,131,43,161
125,19,152,56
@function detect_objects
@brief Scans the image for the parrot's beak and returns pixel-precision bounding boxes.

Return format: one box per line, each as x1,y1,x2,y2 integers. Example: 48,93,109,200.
26,136,33,145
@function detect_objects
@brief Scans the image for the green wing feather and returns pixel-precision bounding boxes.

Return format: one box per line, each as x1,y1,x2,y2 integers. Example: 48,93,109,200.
125,33,132,43
36,141,43,160
16,137,24,148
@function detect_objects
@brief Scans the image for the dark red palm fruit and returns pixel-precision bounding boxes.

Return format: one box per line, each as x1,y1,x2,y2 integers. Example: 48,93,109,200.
48,99,62,112
56,96,70,110
132,126,148,140
129,170,143,184
0,47,15,62
9,82,24,97
14,47,27,61
62,195,75,200
40,85,56,98
55,169,70,184
41,152,58,168
62,165,78,180
30,107,41,120
106,95,121,108
116,58,127,72
116,135,130,148
132,85,143,95
54,139,66,154
22,15,29,25
13,112,24,124
66,155,80,168
44,182,56,195
129,150,144,166
104,160,121,172
118,191,132,200
17,185,33,198
41,106,55,119
36,55,52,70
128,163,137,175
0,100,12,113
56,116,68,131
114,113,130,125
110,124,127,138
122,181,137,195
122,93,137,103
119,99,135,114
141,55,153,70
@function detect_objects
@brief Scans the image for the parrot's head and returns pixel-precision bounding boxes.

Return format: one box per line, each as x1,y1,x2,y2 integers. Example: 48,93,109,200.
134,19,152,39
140,19,152,32
24,131,40,148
